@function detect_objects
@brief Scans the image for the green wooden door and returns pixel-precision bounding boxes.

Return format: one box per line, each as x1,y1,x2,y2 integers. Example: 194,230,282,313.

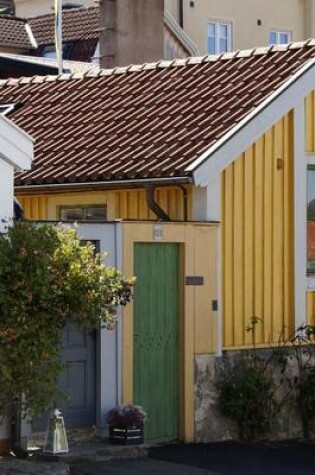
133,243,180,444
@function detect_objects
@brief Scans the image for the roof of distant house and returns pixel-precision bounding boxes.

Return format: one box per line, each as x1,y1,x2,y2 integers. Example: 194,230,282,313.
28,6,100,46
0,0,15,15
0,16,36,50
0,41,314,188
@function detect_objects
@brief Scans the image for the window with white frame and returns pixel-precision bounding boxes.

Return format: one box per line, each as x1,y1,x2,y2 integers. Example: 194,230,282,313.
269,30,292,45
59,205,107,222
307,167,315,273
208,21,232,55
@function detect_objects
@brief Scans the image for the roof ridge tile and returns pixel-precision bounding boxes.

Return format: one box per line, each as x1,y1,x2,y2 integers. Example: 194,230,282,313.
114,66,130,75
157,59,174,68
289,40,309,49
187,56,206,64
172,58,188,67
0,39,313,90
142,62,160,70
252,46,273,55
236,49,254,58
270,43,290,52
221,51,239,60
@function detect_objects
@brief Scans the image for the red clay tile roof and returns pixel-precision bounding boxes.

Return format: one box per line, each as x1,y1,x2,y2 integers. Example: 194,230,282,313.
0,16,34,50
28,7,100,46
1,41,315,187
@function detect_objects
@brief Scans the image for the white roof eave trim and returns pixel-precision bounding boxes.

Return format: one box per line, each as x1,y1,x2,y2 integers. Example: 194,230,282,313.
188,56,315,186
0,115,33,171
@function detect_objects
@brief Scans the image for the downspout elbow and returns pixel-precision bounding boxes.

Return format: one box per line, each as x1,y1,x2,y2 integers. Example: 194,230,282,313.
145,185,171,221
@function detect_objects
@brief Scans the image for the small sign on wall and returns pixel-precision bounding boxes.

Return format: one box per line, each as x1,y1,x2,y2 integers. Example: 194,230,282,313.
153,225,164,241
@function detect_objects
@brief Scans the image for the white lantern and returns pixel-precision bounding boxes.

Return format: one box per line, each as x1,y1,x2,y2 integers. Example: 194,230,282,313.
43,408,69,454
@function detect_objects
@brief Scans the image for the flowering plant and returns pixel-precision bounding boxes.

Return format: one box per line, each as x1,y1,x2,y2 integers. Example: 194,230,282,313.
106,405,147,427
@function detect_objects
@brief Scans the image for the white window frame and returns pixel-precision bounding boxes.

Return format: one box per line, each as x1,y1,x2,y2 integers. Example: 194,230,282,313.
269,29,292,45
207,20,232,55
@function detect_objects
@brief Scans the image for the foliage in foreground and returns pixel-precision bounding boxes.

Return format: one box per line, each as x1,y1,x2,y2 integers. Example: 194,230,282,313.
0,221,134,422
216,316,279,441
216,353,278,440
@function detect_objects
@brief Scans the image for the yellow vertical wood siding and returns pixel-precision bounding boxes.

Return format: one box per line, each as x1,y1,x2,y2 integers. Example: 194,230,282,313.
222,113,294,347
17,187,191,222
304,92,315,328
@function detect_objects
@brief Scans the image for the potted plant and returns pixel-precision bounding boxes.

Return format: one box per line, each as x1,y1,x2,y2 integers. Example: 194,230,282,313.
106,405,147,445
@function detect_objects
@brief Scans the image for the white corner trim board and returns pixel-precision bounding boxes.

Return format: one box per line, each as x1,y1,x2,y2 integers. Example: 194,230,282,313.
0,115,33,171
294,102,307,328
190,57,315,186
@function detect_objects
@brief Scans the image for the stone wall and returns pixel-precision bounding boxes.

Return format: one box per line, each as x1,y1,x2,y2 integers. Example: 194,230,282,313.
194,350,305,443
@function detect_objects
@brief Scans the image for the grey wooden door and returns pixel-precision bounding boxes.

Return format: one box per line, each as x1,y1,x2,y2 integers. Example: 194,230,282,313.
58,324,96,427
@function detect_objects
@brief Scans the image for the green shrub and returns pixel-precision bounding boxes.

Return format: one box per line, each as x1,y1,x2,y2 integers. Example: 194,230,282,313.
216,355,278,440
0,221,134,422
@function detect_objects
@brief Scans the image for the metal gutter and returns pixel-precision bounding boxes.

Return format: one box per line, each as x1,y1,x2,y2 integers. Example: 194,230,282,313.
15,176,193,193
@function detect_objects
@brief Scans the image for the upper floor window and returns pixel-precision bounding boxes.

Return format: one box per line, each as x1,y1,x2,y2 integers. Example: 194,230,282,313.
59,205,107,222
208,21,232,55
269,30,292,45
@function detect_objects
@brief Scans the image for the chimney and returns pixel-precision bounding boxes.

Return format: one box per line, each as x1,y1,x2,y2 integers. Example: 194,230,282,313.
100,0,164,69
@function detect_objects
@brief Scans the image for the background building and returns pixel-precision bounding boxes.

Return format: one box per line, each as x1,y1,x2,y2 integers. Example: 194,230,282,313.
165,0,315,54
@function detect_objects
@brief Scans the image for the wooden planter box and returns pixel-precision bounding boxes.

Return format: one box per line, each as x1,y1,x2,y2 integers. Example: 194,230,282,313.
109,424,144,445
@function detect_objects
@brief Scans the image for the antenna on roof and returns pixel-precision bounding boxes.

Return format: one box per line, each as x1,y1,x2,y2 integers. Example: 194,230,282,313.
54,0,63,74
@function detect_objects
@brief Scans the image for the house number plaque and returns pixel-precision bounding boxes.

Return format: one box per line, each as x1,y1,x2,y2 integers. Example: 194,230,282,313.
153,225,164,241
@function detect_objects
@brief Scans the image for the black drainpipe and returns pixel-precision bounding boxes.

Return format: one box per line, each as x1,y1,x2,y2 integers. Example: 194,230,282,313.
178,0,184,28
176,184,188,221
145,185,171,221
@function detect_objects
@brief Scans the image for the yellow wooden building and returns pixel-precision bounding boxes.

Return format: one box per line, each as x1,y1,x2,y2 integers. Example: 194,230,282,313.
2,40,315,441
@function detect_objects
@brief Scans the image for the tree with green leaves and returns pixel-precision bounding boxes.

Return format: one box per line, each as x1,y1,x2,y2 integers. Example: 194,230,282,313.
0,221,134,423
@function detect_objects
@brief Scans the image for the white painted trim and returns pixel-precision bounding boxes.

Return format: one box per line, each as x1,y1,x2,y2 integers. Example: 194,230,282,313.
0,115,33,171
115,222,123,405
205,182,222,355
190,57,315,186
294,102,307,329
25,23,37,49
216,226,222,356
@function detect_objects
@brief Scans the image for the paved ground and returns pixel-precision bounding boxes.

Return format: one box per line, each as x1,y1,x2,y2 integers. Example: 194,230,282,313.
70,441,315,475
70,458,214,474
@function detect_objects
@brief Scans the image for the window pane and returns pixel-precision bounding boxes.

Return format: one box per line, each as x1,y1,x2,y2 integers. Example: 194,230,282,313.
279,32,289,44
208,23,215,54
307,169,315,272
84,207,107,222
269,31,277,44
219,24,228,39
208,37,215,54
60,208,83,221
219,37,228,53
208,22,215,37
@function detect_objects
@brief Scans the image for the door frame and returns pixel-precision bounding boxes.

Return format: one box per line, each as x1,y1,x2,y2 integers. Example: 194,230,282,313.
121,222,219,443
132,242,183,443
